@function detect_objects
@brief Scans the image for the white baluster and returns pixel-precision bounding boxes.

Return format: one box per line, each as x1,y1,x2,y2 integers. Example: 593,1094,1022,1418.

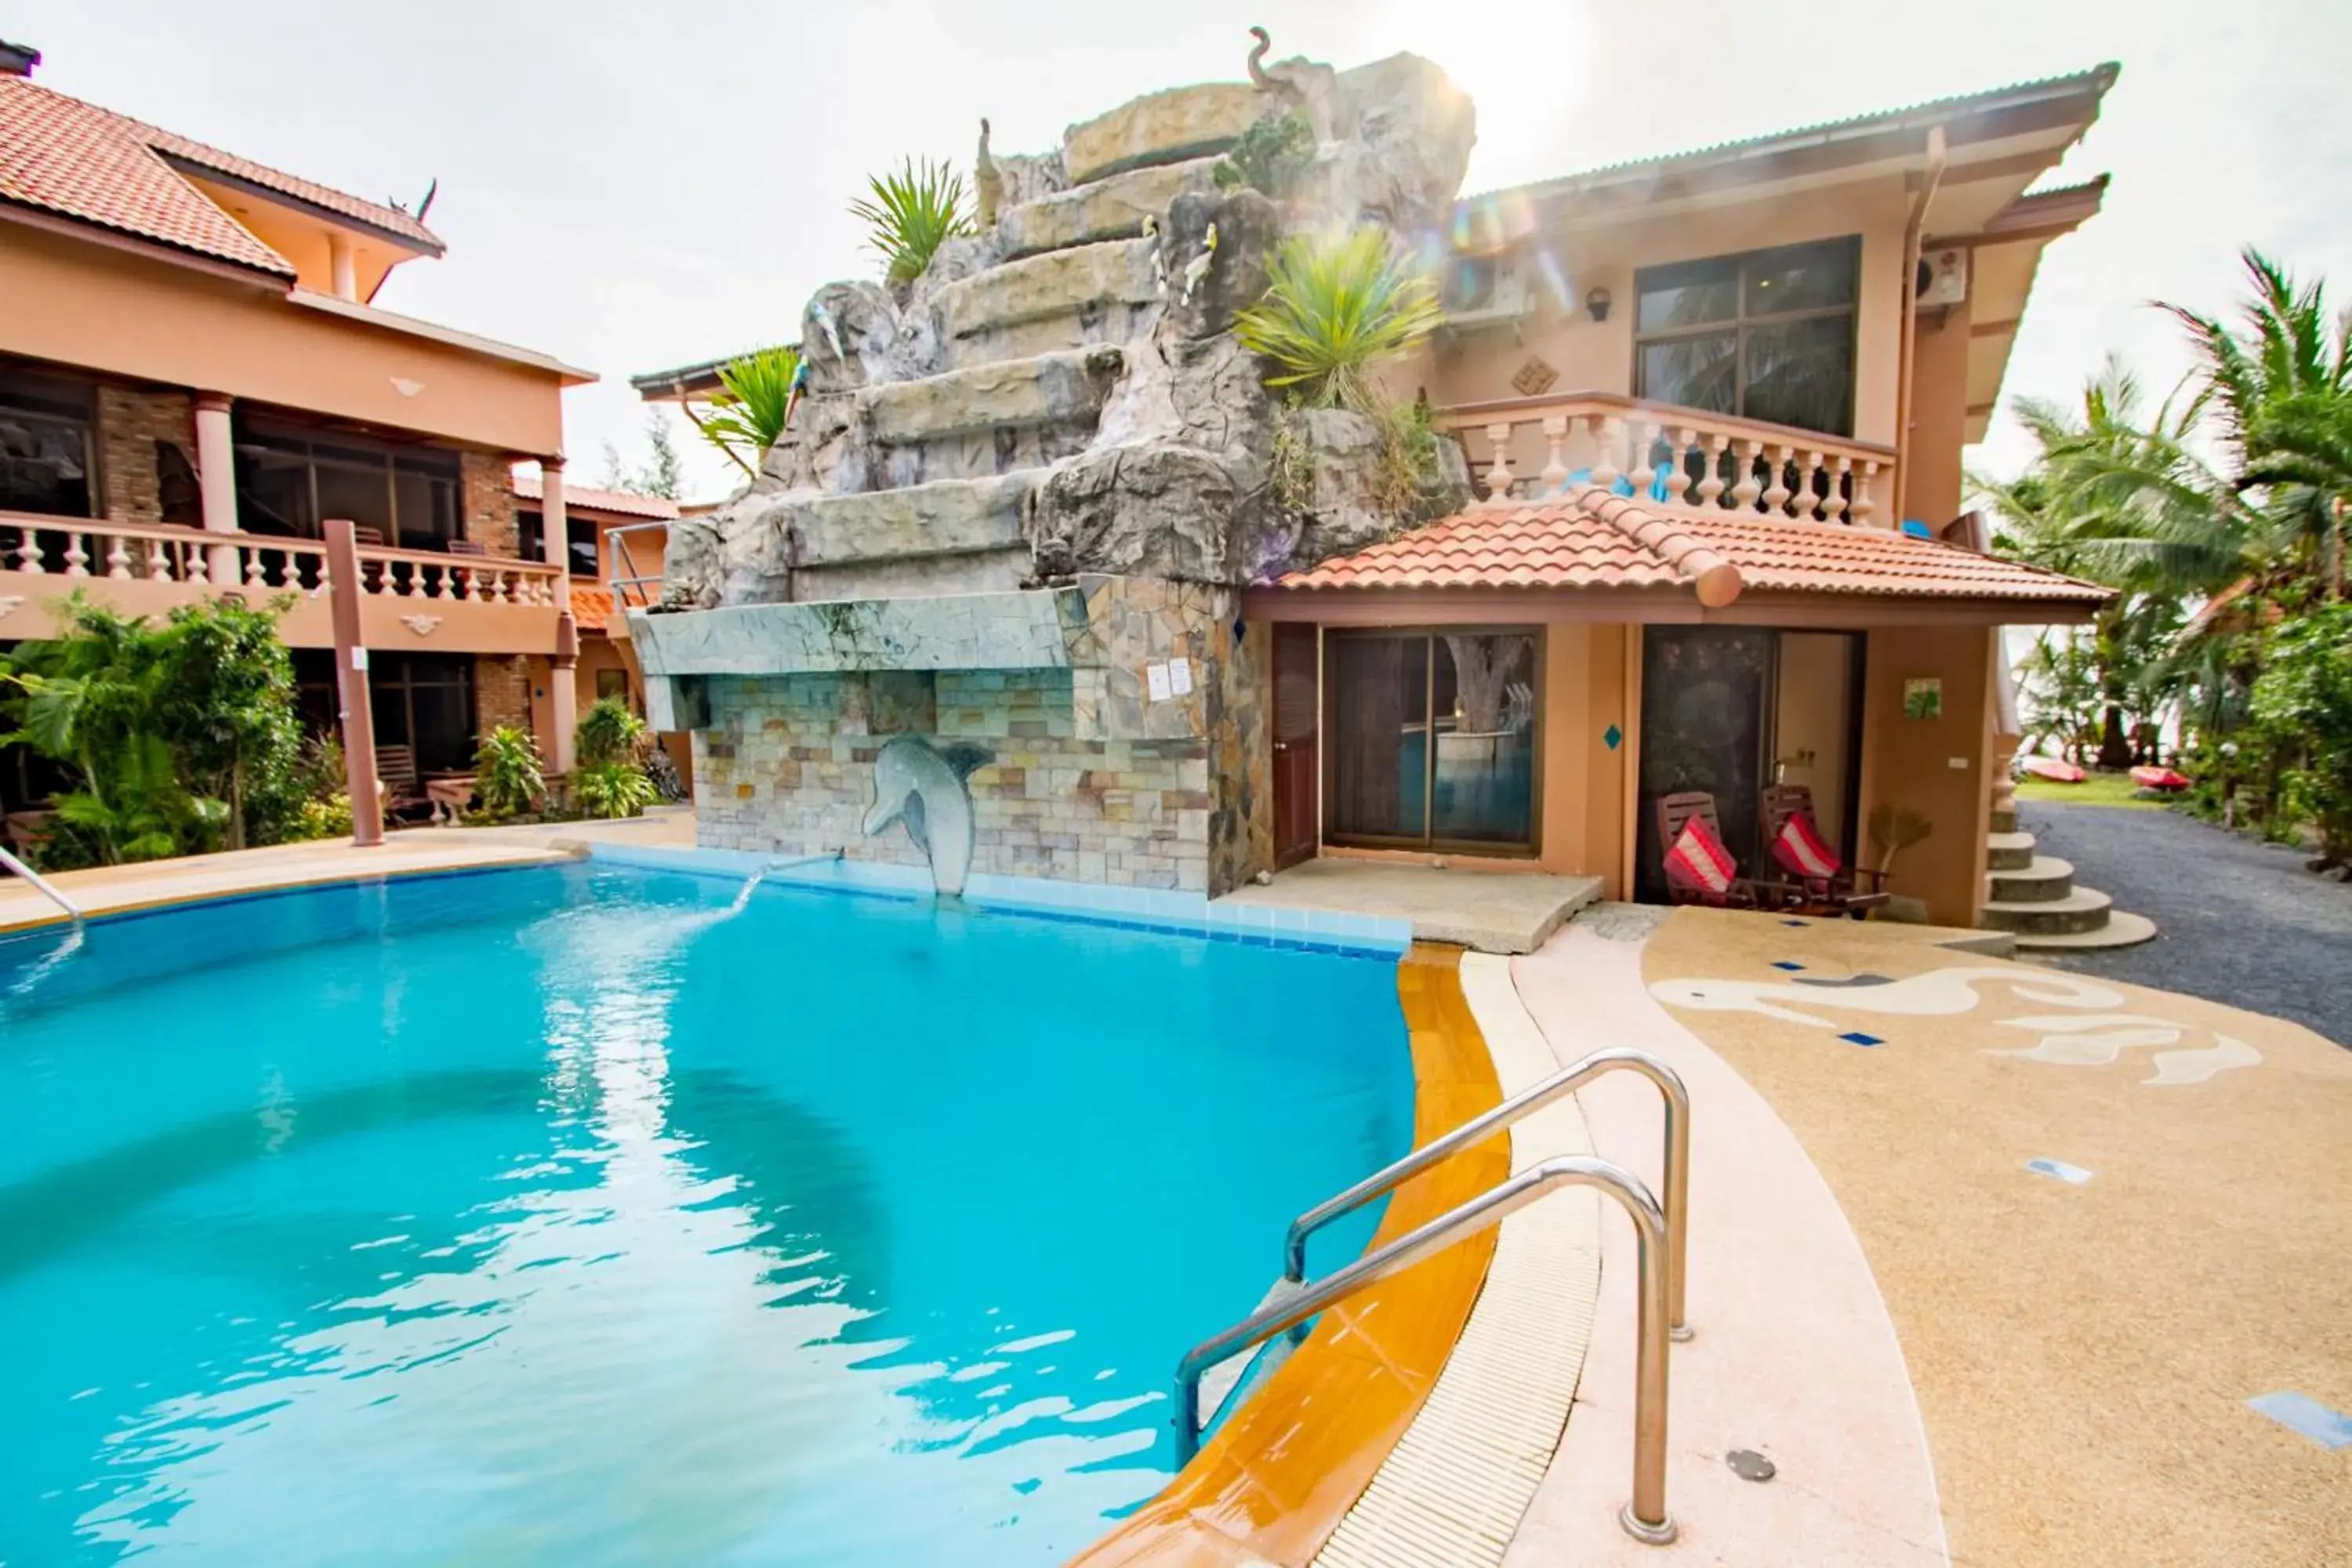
106,535,132,579
1589,416,1624,491
184,543,209,586
1730,440,1764,509
17,527,50,575
1665,427,1700,506
1851,459,1882,528
455,566,474,603
1538,415,1570,495
1823,456,1852,524
1695,434,1730,508
1791,451,1826,520
148,540,173,581
64,532,90,578
1627,419,1659,502
245,550,267,588
1482,421,1516,505
425,561,446,600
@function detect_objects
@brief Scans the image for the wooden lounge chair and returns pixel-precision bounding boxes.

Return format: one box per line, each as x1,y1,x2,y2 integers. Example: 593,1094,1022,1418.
374,744,433,824
1760,784,1889,919
1655,791,1796,910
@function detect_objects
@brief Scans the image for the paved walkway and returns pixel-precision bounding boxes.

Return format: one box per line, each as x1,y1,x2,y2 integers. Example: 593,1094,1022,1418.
2020,800,2352,1044
1639,909,2352,1567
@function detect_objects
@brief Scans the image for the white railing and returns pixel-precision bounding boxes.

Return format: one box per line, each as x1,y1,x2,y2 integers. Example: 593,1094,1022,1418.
1435,392,1901,528
0,514,564,606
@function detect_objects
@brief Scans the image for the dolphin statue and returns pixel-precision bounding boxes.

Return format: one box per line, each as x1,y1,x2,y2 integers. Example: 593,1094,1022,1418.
862,736,991,897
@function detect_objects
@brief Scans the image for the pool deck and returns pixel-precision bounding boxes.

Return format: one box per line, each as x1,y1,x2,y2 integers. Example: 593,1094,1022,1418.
1215,858,1603,953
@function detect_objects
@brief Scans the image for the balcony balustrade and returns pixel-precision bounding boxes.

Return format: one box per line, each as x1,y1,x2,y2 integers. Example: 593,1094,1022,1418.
1434,392,1901,528
0,513,564,654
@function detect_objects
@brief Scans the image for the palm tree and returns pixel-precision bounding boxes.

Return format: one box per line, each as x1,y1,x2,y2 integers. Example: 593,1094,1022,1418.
2164,249,2352,597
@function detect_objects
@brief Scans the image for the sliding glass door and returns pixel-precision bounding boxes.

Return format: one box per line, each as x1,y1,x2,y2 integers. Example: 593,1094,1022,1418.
1324,630,1540,852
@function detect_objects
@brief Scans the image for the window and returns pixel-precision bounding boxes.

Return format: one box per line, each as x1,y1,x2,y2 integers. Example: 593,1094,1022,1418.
368,652,479,774
232,421,461,550
1324,630,1541,851
595,667,630,703
517,508,601,578
1634,238,1860,437
0,368,96,517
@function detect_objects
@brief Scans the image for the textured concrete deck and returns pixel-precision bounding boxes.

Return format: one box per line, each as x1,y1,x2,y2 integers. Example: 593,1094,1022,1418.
1216,859,1602,953
1639,909,2352,1566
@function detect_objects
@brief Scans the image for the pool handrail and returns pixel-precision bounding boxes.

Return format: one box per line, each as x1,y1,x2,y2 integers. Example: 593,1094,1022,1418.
1283,1047,1692,1341
0,844,82,924
1174,1154,1679,1545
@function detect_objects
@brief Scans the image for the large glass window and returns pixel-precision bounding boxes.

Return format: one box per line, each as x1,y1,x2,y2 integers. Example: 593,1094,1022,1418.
368,652,479,774
0,368,96,518
232,422,461,551
1634,238,1860,437
517,508,601,578
1325,630,1539,851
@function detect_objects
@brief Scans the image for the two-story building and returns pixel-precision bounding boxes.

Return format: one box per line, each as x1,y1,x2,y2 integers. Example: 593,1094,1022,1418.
0,41,597,815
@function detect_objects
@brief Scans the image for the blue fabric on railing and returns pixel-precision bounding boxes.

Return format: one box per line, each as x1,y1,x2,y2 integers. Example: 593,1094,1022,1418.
1543,466,1678,503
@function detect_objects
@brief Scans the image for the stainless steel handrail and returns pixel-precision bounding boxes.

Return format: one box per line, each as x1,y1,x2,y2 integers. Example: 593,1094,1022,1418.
1174,1154,1679,1545
0,844,82,924
1284,1048,1692,1341
604,523,669,611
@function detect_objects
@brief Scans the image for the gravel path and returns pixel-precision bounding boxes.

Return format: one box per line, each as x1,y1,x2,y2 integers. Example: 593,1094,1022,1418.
2020,800,2352,1045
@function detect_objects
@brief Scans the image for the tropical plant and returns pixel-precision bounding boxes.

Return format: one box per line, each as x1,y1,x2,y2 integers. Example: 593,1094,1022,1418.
2249,599,2352,861
0,594,307,865
692,346,803,477
294,793,354,840
574,695,647,768
1866,802,1933,879
573,760,657,820
473,725,546,818
1236,227,1445,414
850,158,975,288
1214,112,1316,198
600,408,686,499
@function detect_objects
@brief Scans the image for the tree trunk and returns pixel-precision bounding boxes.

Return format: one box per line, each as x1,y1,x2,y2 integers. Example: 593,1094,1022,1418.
2096,704,2132,770
228,757,247,851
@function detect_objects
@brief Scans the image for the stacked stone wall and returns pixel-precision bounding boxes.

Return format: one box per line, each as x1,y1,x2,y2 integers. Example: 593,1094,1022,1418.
460,452,519,557
94,384,195,524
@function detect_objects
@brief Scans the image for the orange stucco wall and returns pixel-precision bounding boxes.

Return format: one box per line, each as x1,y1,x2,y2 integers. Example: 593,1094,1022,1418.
1904,290,1974,527
1854,622,1994,926
0,223,565,455
1390,178,1911,447
1536,622,1635,895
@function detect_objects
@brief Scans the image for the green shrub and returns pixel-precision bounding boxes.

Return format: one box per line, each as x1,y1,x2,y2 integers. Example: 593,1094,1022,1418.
2250,601,2352,858
291,794,354,840
474,725,546,819
850,158,976,287
574,760,655,820
695,346,801,476
1213,112,1315,198
575,696,648,768
1236,227,1444,415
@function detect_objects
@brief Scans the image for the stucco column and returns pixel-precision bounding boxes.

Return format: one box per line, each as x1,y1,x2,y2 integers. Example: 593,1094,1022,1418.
328,232,358,301
539,457,568,571
193,390,241,588
550,612,579,776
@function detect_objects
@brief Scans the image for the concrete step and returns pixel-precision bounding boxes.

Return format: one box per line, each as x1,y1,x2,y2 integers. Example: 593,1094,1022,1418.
782,472,1038,602
1987,855,2075,904
1977,885,2114,937
1987,830,2038,871
860,347,1123,486
2013,909,2160,952
996,157,1220,261
937,238,1159,365
1062,82,1259,185
1990,805,2019,835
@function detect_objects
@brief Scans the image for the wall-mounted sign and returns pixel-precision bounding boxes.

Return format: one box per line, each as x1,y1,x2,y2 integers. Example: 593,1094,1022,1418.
1903,677,1943,720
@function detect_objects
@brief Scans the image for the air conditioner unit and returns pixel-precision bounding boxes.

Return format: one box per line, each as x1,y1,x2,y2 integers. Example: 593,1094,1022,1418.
1916,245,1969,308
1488,256,1533,317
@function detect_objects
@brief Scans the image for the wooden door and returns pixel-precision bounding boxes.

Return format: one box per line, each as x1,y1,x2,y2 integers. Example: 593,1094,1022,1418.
1272,622,1319,868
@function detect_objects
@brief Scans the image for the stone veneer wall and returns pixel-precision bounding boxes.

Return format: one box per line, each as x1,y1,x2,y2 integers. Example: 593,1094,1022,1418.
460,452,519,557
95,384,194,524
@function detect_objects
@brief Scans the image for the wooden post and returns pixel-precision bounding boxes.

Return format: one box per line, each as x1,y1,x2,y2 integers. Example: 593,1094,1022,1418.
325,517,384,848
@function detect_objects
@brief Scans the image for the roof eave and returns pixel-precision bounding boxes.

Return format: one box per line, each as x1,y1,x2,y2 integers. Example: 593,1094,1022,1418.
156,151,445,258
0,195,294,283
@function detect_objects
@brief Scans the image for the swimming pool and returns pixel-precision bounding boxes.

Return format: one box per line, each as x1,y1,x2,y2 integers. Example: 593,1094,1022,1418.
0,864,1414,1565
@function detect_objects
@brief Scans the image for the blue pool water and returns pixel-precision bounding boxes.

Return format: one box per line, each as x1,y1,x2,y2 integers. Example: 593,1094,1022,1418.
0,866,1413,1565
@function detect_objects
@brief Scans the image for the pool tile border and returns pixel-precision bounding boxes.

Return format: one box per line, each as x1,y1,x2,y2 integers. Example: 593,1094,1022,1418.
582,843,1414,957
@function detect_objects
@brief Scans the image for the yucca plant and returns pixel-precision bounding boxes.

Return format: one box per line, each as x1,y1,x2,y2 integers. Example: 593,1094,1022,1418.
474,725,546,819
850,158,976,287
1235,228,1445,414
694,346,802,477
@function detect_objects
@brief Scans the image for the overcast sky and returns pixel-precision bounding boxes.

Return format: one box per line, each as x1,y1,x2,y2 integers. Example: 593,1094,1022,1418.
16,0,2349,502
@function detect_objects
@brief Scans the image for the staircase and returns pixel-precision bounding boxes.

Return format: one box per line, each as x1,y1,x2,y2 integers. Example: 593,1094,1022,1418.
1977,804,2157,951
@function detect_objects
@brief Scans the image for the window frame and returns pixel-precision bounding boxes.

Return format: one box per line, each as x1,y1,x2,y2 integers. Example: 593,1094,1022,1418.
231,419,463,551
0,365,100,520
1632,236,1862,438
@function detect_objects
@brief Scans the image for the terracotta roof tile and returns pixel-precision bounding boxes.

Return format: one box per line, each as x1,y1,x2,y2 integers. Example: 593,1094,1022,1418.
513,473,679,521
568,585,614,633
1276,485,2111,608
0,74,439,274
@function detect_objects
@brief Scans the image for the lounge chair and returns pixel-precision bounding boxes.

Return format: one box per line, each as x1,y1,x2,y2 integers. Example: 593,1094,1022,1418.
374,744,433,824
1655,791,1795,910
1760,784,1889,919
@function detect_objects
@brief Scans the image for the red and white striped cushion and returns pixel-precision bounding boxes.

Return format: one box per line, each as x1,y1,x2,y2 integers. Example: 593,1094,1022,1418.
1663,816,1736,894
1771,811,1842,880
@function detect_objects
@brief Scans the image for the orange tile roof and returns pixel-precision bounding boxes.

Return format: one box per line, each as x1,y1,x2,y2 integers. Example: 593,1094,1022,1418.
0,74,440,275
1276,485,2112,608
568,584,614,633
513,473,679,521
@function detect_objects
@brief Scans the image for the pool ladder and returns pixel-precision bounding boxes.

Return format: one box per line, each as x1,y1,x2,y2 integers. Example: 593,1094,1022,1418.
0,845,82,925
1174,1048,1691,1546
